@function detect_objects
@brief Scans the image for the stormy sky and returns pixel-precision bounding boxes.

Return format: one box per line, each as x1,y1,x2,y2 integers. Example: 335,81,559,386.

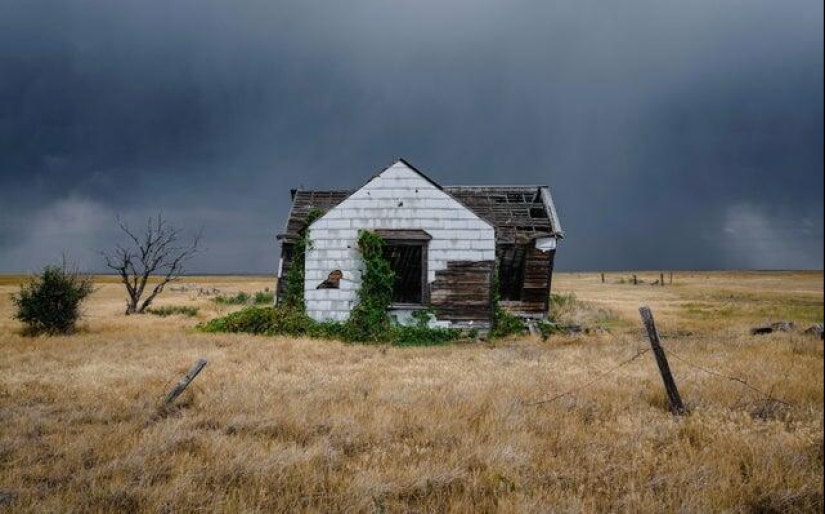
1,0,822,273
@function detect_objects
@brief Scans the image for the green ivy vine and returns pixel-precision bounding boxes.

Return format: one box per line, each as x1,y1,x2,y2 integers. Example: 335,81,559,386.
343,230,395,342
281,208,323,311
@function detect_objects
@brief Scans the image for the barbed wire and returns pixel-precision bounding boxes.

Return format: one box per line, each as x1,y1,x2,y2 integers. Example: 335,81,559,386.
662,347,794,407
522,348,650,407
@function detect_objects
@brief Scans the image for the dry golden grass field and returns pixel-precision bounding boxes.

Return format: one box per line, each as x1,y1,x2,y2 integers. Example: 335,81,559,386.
1,272,823,513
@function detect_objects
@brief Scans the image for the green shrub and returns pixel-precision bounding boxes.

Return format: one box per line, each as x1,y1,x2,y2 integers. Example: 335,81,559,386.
147,305,199,317
199,305,312,336
12,264,94,335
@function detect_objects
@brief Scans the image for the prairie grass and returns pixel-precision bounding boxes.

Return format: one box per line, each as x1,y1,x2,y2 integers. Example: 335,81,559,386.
0,271,822,512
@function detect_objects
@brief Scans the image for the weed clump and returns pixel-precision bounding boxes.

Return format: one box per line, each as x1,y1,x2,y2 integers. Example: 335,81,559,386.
147,305,200,317
253,290,274,305
213,290,275,306
213,292,250,305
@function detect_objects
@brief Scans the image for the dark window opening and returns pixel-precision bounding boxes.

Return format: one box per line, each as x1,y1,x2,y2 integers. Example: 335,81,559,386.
529,206,548,219
382,243,425,304
497,245,528,301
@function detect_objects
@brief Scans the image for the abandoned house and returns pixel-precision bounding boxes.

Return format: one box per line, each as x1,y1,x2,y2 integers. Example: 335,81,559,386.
276,159,563,328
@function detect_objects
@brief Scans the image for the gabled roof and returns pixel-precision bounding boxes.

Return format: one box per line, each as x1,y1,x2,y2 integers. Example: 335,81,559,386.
277,160,564,245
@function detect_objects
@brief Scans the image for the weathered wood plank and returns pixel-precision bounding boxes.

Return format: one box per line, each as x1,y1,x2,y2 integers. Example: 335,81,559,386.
164,358,208,406
639,307,685,415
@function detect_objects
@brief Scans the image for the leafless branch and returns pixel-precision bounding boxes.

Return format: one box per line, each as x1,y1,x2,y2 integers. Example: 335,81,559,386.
102,214,202,315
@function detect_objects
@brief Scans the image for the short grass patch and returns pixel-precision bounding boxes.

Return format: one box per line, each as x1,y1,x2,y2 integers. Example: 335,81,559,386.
213,290,275,306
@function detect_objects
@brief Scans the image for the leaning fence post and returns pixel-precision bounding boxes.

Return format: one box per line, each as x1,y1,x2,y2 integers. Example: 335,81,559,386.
164,358,208,406
639,307,685,415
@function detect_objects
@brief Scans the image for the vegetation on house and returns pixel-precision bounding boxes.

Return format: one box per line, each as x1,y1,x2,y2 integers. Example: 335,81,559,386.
12,263,94,335
490,267,526,339
146,305,200,317
340,230,395,343
202,230,464,345
280,208,323,310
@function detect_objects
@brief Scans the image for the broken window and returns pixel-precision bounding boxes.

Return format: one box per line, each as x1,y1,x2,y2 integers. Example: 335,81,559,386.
382,243,425,304
497,244,528,301
316,270,343,289
374,230,431,306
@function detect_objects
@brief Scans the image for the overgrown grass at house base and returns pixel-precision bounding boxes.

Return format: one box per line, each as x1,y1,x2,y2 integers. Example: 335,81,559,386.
198,305,464,346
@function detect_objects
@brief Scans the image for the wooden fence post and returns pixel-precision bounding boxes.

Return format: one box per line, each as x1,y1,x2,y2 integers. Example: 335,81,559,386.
639,307,685,415
164,358,208,406
633,275,638,286
601,273,605,284
660,273,665,287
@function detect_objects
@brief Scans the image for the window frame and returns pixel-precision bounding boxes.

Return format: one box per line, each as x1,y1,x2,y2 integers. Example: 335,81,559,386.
374,230,431,308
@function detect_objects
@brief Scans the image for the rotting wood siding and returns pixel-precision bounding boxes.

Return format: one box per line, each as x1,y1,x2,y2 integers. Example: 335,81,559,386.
430,260,495,324
281,239,553,319
499,245,552,316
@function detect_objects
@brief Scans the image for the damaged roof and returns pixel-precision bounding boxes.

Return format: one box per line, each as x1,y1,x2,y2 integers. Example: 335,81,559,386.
279,185,563,245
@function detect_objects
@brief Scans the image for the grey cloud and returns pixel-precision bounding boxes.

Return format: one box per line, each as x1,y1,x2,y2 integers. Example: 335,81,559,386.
0,1,822,272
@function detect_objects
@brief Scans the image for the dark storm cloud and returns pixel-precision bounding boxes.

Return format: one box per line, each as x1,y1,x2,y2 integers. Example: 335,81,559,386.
1,0,822,272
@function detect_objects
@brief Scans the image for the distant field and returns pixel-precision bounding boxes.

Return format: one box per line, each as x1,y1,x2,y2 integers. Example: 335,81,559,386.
0,272,822,512
0,274,275,286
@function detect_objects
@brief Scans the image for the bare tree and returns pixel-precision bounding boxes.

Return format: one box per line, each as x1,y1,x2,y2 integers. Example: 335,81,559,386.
103,214,201,315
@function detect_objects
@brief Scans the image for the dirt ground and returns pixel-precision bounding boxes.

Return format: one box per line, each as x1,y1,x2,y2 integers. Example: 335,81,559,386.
0,271,822,512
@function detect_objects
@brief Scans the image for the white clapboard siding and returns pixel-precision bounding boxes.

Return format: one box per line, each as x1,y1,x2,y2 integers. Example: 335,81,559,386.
304,160,495,322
